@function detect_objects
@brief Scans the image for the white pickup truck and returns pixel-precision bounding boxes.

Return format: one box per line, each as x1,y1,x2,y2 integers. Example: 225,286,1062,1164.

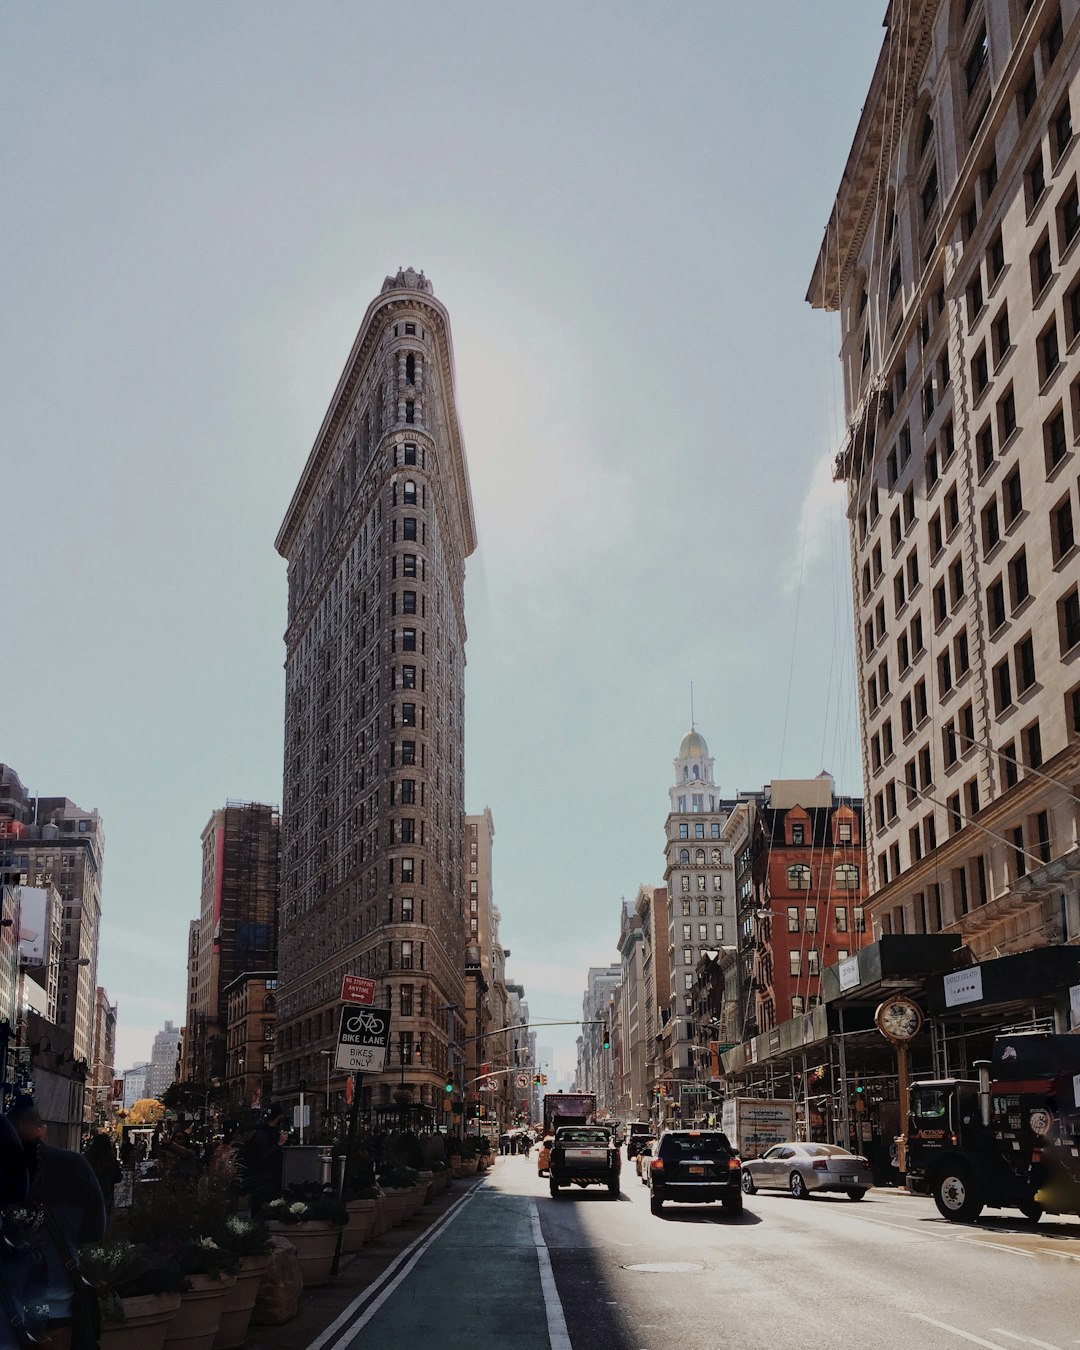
548,1125,621,1199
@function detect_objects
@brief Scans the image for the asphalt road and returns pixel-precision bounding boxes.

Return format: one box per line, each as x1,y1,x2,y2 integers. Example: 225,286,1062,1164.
327,1154,1080,1350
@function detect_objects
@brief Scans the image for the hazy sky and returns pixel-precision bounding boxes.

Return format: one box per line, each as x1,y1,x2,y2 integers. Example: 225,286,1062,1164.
1,3,883,1078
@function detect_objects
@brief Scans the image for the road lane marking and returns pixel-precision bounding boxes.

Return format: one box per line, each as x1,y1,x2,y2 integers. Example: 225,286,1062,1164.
990,1331,1065,1350
306,1182,483,1350
530,1200,572,1350
907,1313,1012,1349
956,1238,1035,1258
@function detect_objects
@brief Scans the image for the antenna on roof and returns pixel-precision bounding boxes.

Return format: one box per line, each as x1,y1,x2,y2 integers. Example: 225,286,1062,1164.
690,681,695,730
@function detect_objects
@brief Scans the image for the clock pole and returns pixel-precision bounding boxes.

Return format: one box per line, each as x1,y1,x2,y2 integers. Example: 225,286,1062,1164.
895,1044,910,1175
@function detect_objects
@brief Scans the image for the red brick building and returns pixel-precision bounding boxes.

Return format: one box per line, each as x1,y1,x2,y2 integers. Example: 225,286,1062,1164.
748,776,869,1032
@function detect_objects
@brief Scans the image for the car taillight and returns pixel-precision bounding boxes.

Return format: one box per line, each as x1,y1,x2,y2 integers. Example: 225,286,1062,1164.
1032,1148,1043,1164
650,1158,664,1172
728,1157,742,1171
812,1160,828,1171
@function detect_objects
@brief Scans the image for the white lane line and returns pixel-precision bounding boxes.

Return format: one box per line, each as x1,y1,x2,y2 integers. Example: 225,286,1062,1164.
1036,1248,1080,1262
990,1330,1065,1350
529,1200,572,1350
306,1183,483,1350
907,1313,1012,1349
956,1238,1035,1258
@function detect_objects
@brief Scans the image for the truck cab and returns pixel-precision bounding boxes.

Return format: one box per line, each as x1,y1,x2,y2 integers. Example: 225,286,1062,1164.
906,1034,1080,1224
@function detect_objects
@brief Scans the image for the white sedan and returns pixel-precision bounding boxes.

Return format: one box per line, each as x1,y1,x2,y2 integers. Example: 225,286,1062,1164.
741,1143,873,1200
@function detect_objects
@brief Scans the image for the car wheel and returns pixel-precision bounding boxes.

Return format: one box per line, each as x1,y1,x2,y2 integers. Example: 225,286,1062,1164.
741,1170,756,1195
549,1179,561,1200
789,1171,809,1200
1018,1199,1043,1223
932,1166,983,1223
846,1188,867,1201
650,1193,664,1215
722,1192,743,1215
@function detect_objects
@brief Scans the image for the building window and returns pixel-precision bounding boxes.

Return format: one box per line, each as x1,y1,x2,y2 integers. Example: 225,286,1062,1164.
792,824,804,844
683,948,693,966
1045,408,1068,472
787,906,799,932
835,906,848,933
1016,634,1036,694
789,951,802,977
787,864,811,891
804,907,817,933
1055,97,1073,162
1004,467,1023,526
807,949,820,977
400,941,413,970
1059,586,1080,654
1053,496,1076,561
835,863,860,890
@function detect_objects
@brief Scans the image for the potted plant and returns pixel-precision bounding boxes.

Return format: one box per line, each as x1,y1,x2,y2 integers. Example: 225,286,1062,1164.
210,1216,273,1350
339,1148,380,1254
80,1241,184,1350
259,1185,347,1287
162,1238,239,1350
377,1164,419,1224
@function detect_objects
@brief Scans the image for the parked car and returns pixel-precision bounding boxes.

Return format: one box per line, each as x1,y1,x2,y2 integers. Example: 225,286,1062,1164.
634,1137,657,1179
645,1129,743,1215
537,1138,554,1177
741,1143,873,1200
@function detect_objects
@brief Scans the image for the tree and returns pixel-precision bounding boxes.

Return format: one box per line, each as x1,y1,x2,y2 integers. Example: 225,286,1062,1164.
127,1098,166,1126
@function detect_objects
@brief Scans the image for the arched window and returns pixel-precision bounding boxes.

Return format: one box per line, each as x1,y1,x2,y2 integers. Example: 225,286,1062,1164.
403,480,417,505
679,849,690,864
787,864,812,891
918,109,935,159
692,765,700,779
405,352,416,384
695,850,705,866
264,996,276,1013
835,863,860,890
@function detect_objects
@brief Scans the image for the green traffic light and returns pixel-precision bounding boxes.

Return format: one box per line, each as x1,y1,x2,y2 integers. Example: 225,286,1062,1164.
444,1080,454,1094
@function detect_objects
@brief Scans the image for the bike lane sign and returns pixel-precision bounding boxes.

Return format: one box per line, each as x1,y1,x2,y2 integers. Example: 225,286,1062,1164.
336,1006,392,1073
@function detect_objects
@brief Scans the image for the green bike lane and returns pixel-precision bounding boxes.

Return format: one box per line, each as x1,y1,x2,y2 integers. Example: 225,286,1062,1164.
332,1178,565,1349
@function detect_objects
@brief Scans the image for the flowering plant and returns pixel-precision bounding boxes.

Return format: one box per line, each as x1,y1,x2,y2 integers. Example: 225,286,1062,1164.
212,1214,272,1258
258,1183,347,1227
79,1241,189,1322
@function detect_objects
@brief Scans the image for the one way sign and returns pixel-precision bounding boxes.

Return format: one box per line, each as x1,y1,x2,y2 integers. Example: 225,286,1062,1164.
336,1005,392,1073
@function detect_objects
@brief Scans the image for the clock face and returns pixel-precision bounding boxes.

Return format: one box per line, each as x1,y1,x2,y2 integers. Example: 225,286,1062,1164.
875,997,923,1042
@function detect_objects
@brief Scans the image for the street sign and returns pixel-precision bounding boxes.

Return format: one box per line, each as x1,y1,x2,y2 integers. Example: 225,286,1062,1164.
341,975,377,1006
681,1084,707,1094
335,1005,392,1072
516,1073,529,1088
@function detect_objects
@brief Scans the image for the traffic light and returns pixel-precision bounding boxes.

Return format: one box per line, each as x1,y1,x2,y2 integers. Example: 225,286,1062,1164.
444,1077,454,1094
541,1074,548,1086
532,1073,541,1085
602,1024,611,1050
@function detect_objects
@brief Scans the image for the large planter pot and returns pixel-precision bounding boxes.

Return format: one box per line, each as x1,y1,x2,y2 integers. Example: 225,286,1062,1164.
417,1170,435,1204
382,1188,413,1226
410,1182,428,1211
213,1255,271,1350
369,1192,390,1237
342,1198,376,1254
101,1292,181,1350
266,1221,342,1287
164,1274,235,1350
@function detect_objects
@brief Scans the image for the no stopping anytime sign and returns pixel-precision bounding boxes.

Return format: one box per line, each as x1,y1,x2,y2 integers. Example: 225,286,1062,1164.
336,1006,392,1073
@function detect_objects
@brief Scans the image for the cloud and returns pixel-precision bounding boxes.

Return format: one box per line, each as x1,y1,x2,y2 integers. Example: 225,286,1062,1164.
786,450,845,595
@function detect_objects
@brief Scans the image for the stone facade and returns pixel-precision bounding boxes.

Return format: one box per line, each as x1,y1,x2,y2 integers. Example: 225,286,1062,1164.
809,0,1080,954
274,269,476,1116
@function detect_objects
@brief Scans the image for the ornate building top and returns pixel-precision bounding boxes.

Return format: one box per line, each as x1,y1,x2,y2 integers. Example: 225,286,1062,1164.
381,266,433,294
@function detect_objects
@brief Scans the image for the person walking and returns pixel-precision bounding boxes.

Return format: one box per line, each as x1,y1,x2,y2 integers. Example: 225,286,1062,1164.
84,1134,122,1219
242,1104,288,1212
5,1095,106,1350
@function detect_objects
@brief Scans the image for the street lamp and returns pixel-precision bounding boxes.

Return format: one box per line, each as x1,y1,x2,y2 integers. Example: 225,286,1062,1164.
320,1049,334,1138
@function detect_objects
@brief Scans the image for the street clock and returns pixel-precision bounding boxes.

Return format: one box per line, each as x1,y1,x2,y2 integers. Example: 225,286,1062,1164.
874,996,924,1043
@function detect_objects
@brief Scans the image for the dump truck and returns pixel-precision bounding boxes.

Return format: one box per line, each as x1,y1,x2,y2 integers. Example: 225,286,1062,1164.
905,1032,1080,1223
720,1097,798,1160
542,1092,597,1137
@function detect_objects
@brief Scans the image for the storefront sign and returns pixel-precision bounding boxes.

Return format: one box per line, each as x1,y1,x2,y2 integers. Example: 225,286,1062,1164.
944,966,984,1008
838,955,861,991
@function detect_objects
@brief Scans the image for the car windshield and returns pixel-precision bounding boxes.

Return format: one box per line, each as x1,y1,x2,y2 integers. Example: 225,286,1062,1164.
802,1144,854,1157
558,1129,608,1144
660,1133,732,1158
912,1087,949,1119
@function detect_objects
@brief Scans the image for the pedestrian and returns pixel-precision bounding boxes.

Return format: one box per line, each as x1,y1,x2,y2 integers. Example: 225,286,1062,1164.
5,1095,106,1350
84,1133,122,1219
498,1131,510,1156
242,1104,288,1213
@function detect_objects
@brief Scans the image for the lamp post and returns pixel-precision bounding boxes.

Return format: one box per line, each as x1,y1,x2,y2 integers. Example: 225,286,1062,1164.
320,1049,333,1138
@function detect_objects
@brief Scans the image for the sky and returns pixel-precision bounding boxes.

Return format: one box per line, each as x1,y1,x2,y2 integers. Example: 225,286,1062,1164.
0,2,884,1080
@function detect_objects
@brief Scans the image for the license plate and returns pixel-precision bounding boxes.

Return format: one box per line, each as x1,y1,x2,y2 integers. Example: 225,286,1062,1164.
688,1165,706,1175
840,1174,856,1183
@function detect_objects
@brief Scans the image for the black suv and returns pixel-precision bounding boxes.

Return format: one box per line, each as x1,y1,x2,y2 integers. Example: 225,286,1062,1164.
645,1129,743,1215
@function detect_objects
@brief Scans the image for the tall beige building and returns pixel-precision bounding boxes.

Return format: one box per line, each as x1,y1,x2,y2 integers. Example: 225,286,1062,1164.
809,0,1080,953
275,268,476,1117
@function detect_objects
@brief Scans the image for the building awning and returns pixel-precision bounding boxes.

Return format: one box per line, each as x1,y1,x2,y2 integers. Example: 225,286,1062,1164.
926,945,1080,1018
